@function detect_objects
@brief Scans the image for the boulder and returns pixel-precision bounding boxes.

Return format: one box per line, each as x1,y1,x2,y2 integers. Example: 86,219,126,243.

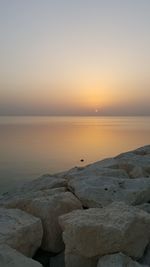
97,253,148,267
118,145,150,157
25,191,82,252
68,145,150,179
20,174,67,192
0,245,43,267
68,175,150,208
0,187,67,210
115,145,150,178
0,208,43,257
64,252,98,267
67,164,129,179
136,203,150,214
59,202,150,260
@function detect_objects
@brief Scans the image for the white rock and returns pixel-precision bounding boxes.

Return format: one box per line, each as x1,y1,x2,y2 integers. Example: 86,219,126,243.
15,174,67,193
67,163,129,179
59,202,150,259
26,192,82,252
64,252,97,267
115,145,150,178
119,145,150,157
0,175,67,201
70,145,150,179
0,244,42,267
68,174,150,208
97,253,148,267
0,187,67,210
0,208,43,257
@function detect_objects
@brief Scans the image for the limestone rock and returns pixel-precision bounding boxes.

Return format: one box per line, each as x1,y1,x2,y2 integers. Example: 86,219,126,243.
0,175,67,203
0,245,43,267
26,191,82,252
115,145,150,178
64,252,98,267
0,187,67,210
0,208,43,257
97,253,148,267
68,145,150,180
118,145,150,157
68,175,150,208
136,203,150,214
21,174,67,192
59,202,150,259
67,163,129,180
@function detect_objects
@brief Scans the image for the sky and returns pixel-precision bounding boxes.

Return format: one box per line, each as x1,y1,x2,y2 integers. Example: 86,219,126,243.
0,0,150,116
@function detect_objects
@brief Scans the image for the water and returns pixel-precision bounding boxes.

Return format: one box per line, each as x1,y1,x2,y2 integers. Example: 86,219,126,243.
0,116,150,193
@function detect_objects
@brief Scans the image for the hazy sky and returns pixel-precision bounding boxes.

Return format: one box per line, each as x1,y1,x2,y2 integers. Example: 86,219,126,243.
0,0,150,116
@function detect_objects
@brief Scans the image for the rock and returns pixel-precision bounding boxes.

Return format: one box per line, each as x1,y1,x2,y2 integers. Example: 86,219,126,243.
130,166,149,179
0,245,43,267
20,174,67,192
97,252,148,267
139,243,150,266
136,203,150,214
64,252,97,267
115,145,150,178
68,175,150,208
122,145,150,157
0,175,67,202
50,252,65,267
67,163,129,179
25,191,82,252
0,187,67,210
69,145,150,179
66,146,150,208
0,208,43,257
59,202,150,259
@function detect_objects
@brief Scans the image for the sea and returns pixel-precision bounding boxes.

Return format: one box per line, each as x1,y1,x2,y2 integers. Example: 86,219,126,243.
0,116,150,193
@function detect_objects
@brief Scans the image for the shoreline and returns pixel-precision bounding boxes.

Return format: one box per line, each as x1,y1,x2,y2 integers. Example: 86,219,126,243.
0,145,150,267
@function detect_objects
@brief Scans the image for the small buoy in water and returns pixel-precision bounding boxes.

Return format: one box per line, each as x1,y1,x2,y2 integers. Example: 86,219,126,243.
80,159,84,162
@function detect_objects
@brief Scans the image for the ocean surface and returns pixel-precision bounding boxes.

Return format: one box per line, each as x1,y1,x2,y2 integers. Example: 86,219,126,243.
0,116,150,193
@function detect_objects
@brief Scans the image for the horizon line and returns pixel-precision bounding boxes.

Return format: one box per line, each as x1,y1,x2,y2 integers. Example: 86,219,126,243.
0,114,150,117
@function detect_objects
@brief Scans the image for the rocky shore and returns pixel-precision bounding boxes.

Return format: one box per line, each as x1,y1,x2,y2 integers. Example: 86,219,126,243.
0,145,150,267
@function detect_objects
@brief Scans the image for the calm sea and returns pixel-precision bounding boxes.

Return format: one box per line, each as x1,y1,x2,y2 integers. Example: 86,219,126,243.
0,116,150,193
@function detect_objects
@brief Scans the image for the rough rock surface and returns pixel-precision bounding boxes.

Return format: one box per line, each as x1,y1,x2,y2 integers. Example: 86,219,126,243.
0,187,67,210
113,145,150,178
0,145,150,267
0,208,43,257
66,146,150,208
136,203,150,214
97,253,148,267
59,202,150,259
67,165,129,179
0,244,43,267
68,175,150,208
19,174,67,192
64,252,98,267
68,145,150,179
0,174,67,201
25,191,82,252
